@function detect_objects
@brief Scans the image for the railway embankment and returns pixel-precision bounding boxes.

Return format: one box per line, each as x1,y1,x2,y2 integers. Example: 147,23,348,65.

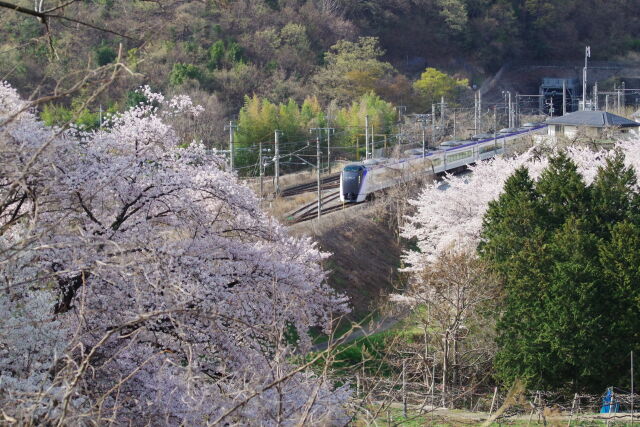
288,200,402,320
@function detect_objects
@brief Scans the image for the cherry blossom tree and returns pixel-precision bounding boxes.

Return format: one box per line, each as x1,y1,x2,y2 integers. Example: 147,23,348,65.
0,82,350,425
401,143,622,270
396,141,640,404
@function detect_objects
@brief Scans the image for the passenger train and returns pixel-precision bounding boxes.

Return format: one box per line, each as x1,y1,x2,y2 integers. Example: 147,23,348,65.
340,125,546,203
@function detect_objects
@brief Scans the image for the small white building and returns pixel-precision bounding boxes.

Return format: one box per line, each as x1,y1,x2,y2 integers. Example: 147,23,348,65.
544,111,640,140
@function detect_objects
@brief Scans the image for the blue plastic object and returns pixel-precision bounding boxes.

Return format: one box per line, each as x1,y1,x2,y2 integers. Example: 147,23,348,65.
600,388,620,414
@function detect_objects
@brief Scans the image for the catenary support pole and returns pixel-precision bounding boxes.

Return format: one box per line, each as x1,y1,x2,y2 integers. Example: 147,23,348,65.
618,88,622,113
493,106,497,153
583,46,590,110
226,120,237,171
478,91,482,132
316,130,321,219
327,128,333,174
440,96,445,131
474,92,478,133
422,122,426,157
508,91,512,127
365,114,369,159
563,80,567,115
370,124,374,158
453,109,457,139
259,141,263,200
432,104,436,144
632,351,635,425
274,130,280,196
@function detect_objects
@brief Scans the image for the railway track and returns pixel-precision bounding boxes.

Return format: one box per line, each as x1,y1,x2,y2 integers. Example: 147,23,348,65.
286,190,359,223
280,174,340,197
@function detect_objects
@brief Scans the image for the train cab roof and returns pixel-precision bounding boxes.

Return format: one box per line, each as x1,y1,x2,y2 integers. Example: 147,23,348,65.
403,148,423,156
343,163,365,171
362,158,385,165
471,133,493,141
403,148,438,157
439,139,467,147
439,140,470,149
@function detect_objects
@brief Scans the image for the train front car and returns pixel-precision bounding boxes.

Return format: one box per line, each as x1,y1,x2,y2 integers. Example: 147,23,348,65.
340,164,367,203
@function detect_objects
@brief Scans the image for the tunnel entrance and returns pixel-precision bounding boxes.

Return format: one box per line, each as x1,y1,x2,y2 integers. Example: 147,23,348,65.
539,78,580,115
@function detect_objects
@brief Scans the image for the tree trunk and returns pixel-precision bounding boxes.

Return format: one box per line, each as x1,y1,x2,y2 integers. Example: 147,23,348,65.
453,333,458,407
442,332,449,408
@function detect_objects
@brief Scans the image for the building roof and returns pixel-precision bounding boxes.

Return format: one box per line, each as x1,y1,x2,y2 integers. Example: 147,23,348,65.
546,111,640,128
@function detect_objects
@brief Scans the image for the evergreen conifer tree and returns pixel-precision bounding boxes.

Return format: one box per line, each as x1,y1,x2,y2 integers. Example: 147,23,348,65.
482,151,640,392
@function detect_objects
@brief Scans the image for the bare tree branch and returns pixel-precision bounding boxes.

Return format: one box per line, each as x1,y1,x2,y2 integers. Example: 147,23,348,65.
0,0,136,40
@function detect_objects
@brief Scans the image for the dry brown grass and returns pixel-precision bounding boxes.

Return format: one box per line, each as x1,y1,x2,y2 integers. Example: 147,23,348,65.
287,201,373,236
265,192,318,220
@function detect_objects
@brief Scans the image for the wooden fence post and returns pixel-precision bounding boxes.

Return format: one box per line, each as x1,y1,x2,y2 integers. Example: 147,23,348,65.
527,391,538,426
567,392,578,427
489,387,498,416
402,359,407,419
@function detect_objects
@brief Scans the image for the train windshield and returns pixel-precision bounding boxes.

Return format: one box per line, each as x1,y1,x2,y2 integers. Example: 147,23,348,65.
343,166,363,184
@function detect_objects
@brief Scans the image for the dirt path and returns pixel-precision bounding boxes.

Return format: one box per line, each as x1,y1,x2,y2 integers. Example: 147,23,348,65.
311,312,408,352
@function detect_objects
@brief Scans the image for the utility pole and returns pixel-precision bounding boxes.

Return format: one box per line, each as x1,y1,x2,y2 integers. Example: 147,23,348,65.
259,140,263,200
365,115,370,160
416,114,429,157
432,104,436,146
370,124,374,158
396,105,407,147
562,80,567,115
396,105,407,121
474,92,478,133
440,96,445,132
310,128,323,219
618,87,622,113
478,91,482,132
493,106,497,152
316,130,321,220
326,128,335,174
546,98,555,117
605,94,610,112
225,120,237,171
583,45,591,110
453,110,457,139
622,81,627,111
274,130,281,196
508,91,513,128
594,82,599,110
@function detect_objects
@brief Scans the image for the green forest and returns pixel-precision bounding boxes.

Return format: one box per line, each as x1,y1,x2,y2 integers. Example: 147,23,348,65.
2,0,639,154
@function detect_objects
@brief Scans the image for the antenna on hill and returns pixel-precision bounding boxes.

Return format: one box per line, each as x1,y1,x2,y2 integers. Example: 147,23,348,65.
583,46,591,111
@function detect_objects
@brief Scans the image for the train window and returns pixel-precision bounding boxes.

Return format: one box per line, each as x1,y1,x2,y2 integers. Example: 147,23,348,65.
447,151,472,162
344,165,363,172
480,146,496,154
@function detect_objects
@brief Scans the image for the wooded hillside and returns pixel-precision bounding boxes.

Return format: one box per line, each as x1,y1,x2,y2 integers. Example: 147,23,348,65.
2,0,639,136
